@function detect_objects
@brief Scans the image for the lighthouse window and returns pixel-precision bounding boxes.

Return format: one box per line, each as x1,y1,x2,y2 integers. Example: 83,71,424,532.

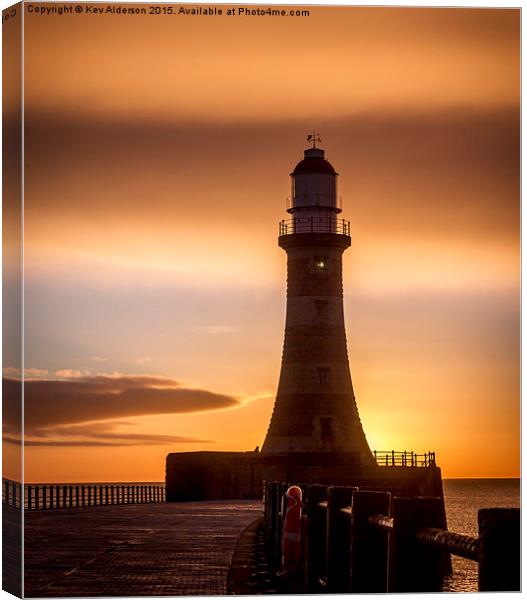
317,367,330,387
315,300,328,317
316,259,326,270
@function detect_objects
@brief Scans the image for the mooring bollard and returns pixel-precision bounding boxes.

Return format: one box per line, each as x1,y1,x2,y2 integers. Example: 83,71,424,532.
305,484,327,593
350,489,391,592
478,508,520,592
326,485,356,592
389,496,446,593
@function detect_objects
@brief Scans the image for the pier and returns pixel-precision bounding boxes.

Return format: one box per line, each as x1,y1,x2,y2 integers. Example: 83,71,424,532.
17,499,261,597
264,482,520,593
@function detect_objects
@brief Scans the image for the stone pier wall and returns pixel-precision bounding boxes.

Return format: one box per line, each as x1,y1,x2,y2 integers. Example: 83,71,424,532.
165,451,445,503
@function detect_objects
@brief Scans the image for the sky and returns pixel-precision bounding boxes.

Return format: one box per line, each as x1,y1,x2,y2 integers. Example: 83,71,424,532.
4,5,520,481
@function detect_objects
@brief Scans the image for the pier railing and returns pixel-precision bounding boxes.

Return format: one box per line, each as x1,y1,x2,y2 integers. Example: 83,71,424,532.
264,481,520,593
2,479,166,510
373,450,436,467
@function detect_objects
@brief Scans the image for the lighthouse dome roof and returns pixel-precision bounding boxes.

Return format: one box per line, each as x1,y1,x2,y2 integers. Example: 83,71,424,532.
291,147,337,176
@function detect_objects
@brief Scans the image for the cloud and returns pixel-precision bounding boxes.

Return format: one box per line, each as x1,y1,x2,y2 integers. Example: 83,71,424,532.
90,356,108,363
2,375,228,447
3,427,211,447
55,369,90,378
3,374,239,432
135,357,151,364
3,367,48,378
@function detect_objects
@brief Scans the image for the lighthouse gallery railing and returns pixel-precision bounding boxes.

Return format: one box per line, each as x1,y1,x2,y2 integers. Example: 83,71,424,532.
279,217,351,236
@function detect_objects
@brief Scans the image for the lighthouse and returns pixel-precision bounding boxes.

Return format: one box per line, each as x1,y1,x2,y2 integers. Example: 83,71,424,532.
262,135,374,469
166,136,447,500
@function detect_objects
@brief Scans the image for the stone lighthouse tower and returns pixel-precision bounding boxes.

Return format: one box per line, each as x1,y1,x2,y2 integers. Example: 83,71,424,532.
166,137,447,500
262,136,374,470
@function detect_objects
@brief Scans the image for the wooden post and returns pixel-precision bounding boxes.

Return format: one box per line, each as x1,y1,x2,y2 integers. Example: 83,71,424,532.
478,508,520,591
27,487,32,511
326,486,356,592
389,496,446,592
305,484,327,593
273,483,288,569
265,482,274,535
268,482,278,546
350,490,391,592
34,486,40,510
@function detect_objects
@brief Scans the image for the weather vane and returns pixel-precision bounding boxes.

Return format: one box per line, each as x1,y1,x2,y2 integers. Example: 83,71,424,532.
307,130,322,148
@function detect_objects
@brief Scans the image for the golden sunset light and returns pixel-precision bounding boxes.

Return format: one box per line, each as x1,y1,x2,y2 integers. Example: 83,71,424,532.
4,4,519,484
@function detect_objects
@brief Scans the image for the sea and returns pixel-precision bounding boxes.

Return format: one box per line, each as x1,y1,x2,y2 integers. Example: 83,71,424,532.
441,478,520,592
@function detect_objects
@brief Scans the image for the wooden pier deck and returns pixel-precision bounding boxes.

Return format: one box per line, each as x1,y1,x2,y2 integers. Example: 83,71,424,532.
22,500,262,597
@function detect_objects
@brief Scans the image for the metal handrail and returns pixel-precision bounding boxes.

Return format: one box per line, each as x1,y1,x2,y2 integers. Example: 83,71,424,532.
279,217,351,236
373,450,436,467
2,478,166,510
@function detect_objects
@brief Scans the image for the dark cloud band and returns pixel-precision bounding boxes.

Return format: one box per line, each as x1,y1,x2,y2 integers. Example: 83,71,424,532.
3,374,238,446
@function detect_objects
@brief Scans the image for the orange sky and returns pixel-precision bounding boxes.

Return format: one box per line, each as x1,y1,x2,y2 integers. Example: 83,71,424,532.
4,4,520,481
